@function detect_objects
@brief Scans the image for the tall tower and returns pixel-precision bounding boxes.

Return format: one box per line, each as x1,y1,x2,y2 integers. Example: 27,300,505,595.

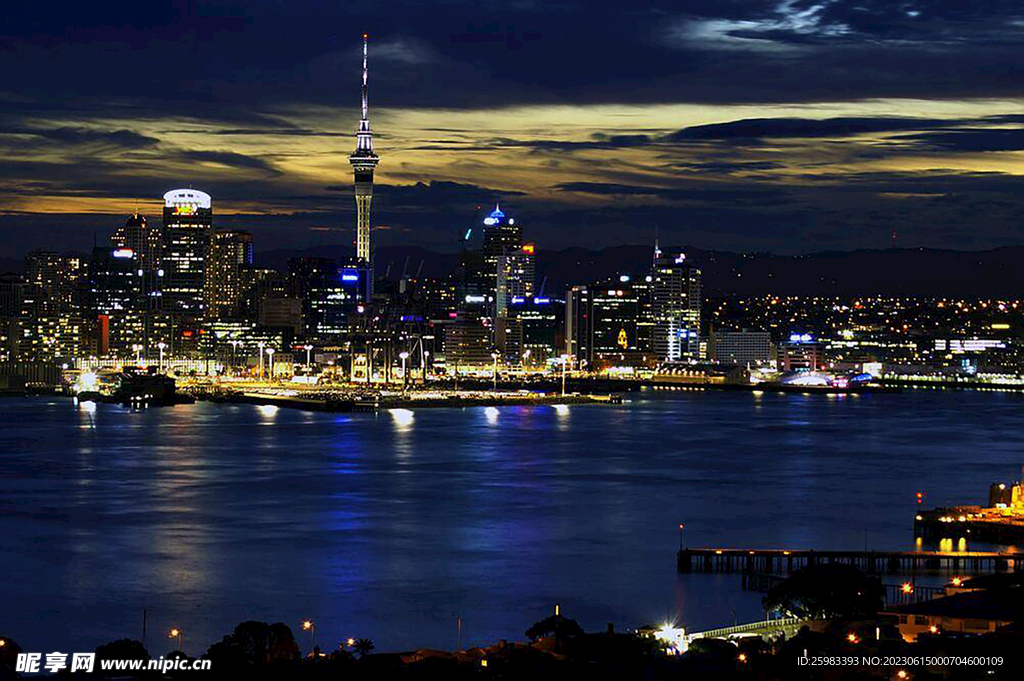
349,34,379,264
161,188,213,314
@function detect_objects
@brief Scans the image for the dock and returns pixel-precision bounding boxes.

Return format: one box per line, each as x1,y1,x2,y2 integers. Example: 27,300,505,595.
915,506,1024,544
677,548,1024,574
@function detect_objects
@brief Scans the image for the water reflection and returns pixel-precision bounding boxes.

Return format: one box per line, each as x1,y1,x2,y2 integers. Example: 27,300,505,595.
389,408,414,429
3,390,1023,656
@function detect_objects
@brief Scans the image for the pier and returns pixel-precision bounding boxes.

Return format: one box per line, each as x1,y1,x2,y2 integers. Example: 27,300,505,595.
915,506,1024,544
677,548,1024,574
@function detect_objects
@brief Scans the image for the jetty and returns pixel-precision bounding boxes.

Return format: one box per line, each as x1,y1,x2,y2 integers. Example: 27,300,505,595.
677,548,1024,574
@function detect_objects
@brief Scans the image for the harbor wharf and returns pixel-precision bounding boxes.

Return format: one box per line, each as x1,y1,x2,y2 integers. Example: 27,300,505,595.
677,548,1024,574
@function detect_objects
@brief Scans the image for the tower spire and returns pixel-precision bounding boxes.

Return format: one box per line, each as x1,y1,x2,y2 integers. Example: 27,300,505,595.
354,33,374,155
350,33,380,264
361,33,369,122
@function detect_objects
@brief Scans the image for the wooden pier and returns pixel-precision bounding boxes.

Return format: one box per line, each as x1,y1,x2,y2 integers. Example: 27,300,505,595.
678,548,1024,574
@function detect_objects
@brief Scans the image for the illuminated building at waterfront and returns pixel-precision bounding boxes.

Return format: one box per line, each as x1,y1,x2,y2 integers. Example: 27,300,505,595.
161,189,213,315
651,252,702,362
205,230,254,320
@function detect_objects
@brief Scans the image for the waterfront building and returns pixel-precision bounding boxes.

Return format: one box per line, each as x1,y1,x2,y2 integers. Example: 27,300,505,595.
781,334,822,371
708,329,773,366
567,278,654,369
84,246,144,356
442,312,493,369
24,249,82,316
511,295,563,367
0,273,23,361
205,230,254,320
161,189,213,315
651,252,702,362
288,257,365,338
22,250,84,361
203,319,288,367
349,34,379,267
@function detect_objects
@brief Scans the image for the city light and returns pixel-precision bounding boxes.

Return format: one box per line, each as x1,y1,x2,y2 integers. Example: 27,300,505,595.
7,11,1024,681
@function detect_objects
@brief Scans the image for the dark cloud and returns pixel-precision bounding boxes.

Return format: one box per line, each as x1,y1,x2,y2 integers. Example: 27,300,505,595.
553,181,785,203
4,1,1024,256
898,128,1024,153
325,180,525,209
12,126,161,149
176,150,282,175
666,117,959,142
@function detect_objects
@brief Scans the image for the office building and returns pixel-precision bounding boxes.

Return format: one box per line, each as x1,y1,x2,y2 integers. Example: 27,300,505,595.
205,230,254,319
288,257,366,338
781,334,822,371
162,189,212,315
442,313,493,369
651,253,702,362
708,330,773,366
84,246,143,355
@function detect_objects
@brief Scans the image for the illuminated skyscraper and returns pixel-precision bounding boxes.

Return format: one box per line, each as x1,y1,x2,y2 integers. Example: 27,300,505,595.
349,34,379,264
481,205,522,276
652,252,702,362
84,246,142,355
114,212,164,302
205,230,254,319
161,189,212,314
113,213,162,271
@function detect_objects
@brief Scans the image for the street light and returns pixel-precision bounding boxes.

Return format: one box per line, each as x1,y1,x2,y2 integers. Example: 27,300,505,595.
399,351,410,394
169,628,183,651
257,341,266,378
491,352,500,391
132,343,142,366
678,523,685,550
229,340,241,370
302,620,315,648
304,344,314,368
522,349,531,370
265,348,275,379
559,353,569,396
156,342,167,373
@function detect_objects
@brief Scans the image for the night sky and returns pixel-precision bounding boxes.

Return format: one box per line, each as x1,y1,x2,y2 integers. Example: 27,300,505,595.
3,0,1024,259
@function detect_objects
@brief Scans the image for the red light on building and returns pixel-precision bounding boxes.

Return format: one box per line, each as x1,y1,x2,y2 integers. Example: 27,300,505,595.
523,243,535,254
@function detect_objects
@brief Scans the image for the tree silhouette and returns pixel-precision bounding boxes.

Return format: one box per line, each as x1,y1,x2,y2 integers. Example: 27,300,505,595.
763,564,885,620
525,613,584,642
94,639,150,678
204,621,300,668
352,638,375,658
1,636,24,681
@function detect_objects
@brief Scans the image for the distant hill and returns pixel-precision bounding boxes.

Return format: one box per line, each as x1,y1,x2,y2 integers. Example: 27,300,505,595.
260,244,1024,297
4,246,1021,297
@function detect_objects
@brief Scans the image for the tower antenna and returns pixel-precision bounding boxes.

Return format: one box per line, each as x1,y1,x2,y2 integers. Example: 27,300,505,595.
350,33,380,267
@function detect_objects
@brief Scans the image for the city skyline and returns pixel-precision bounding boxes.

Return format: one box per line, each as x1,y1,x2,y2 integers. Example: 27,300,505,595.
4,2,1024,258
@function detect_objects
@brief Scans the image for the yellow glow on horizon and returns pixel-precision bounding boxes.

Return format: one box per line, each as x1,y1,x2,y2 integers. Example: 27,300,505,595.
7,96,1024,217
